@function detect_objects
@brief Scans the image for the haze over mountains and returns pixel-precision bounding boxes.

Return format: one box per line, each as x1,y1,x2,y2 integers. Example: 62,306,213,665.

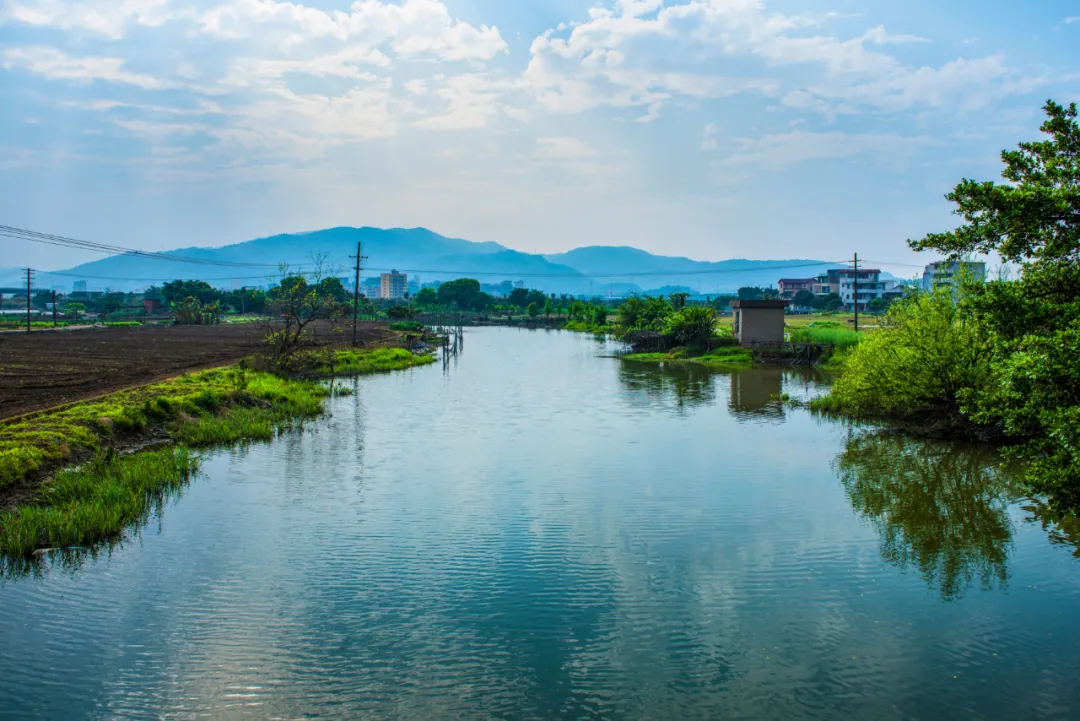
7,227,846,296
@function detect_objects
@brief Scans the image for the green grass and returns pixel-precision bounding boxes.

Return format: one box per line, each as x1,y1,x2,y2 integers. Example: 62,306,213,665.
790,324,863,349
389,321,426,332
104,321,142,327
564,321,614,334
0,321,75,329
305,348,435,377
0,367,330,492
0,448,197,560
622,346,753,369
0,347,439,558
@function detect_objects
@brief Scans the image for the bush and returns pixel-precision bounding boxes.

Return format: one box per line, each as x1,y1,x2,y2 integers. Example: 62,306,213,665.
663,306,717,347
813,289,991,425
389,321,425,332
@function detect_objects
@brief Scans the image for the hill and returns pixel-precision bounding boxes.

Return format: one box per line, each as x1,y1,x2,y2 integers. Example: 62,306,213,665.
28,227,843,296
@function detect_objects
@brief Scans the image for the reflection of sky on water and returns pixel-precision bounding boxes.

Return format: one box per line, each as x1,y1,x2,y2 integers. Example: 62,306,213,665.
1,328,1078,719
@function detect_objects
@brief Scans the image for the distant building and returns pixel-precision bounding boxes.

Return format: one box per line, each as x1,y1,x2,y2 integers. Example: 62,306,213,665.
778,278,816,299
513,280,526,290
922,261,986,292
379,270,408,300
143,298,163,314
362,277,381,297
72,280,88,295
731,300,788,345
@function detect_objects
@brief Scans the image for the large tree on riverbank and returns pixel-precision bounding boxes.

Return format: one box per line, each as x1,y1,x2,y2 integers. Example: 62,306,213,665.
911,100,1080,509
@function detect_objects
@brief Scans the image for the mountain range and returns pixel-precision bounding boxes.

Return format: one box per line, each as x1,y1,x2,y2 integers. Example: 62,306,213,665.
5,227,847,296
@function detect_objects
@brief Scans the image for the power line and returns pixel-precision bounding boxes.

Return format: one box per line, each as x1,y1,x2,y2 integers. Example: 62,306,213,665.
0,225,280,268
23,260,852,284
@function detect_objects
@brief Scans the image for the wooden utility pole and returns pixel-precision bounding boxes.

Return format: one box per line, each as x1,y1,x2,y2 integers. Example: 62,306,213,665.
852,252,859,334
25,268,33,333
350,242,368,346
52,290,57,327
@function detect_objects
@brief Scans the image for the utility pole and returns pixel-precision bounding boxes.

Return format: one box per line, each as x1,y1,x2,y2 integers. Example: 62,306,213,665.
350,242,368,346
52,290,57,327
25,268,33,333
852,252,859,334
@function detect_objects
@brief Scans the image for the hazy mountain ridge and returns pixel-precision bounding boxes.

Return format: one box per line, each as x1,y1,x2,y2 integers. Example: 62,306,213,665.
17,227,846,295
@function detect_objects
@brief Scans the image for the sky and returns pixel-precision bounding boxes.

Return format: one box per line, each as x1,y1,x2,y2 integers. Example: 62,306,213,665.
1,0,1078,273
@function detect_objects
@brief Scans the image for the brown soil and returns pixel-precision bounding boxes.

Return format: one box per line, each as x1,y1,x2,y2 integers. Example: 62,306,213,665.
0,321,394,421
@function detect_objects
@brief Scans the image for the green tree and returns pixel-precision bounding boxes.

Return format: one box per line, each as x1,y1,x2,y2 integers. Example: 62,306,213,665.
65,301,85,320
437,278,482,310
793,289,816,308
669,292,690,309
527,302,539,317
264,263,345,371
415,287,438,306
509,287,529,307
162,280,218,305
909,100,1080,509
664,306,717,347
868,297,892,314
317,276,350,304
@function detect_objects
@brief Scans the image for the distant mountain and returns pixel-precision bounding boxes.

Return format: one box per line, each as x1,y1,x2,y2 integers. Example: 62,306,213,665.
30,227,844,296
546,246,844,294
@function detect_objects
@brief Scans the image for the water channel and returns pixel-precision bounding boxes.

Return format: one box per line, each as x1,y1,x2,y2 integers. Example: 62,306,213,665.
2,327,1079,719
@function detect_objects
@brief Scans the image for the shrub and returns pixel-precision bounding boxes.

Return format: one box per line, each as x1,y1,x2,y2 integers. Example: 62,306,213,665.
812,289,991,425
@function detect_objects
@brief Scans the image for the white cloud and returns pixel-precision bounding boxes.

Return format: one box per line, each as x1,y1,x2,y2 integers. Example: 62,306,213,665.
412,74,506,130
721,130,941,169
1,46,175,89
1063,17,1080,25
220,47,391,87
522,0,1032,121
198,0,507,62
534,137,597,159
0,0,176,39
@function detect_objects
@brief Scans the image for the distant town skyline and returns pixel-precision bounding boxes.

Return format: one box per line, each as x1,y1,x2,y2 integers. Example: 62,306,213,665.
2,0,1078,271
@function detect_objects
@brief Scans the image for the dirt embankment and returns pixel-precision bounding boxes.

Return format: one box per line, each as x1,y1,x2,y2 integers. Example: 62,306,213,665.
0,321,394,421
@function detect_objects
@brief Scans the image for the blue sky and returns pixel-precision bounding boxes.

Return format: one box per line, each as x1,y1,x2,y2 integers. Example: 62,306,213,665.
1,0,1078,273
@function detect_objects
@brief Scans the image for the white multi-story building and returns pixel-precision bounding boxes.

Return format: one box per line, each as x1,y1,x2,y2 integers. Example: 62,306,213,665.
379,270,408,300
809,268,907,310
922,261,986,291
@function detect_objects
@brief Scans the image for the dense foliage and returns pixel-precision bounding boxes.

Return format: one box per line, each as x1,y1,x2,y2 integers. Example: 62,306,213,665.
821,100,1080,510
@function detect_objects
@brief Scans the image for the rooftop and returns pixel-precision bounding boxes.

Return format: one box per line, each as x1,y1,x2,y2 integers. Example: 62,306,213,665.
730,300,789,309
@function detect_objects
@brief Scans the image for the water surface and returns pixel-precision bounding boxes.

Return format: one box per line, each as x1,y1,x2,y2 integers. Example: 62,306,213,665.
2,327,1079,719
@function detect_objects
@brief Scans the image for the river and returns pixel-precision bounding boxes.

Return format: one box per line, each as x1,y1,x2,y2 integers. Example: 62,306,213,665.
2,327,1079,719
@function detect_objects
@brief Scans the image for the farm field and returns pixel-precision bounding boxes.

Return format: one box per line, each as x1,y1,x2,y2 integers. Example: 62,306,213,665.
0,321,393,421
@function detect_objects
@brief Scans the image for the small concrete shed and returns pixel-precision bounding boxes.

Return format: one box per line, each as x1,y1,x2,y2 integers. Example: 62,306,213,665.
730,300,788,345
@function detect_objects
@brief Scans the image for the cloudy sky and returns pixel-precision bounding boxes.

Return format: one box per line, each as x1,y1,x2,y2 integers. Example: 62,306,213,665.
2,0,1078,271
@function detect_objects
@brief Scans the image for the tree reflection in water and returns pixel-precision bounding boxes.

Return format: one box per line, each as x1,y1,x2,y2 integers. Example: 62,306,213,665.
617,362,717,412
835,431,1015,600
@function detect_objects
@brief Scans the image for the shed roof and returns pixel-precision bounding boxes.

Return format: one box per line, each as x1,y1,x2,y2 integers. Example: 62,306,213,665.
730,300,789,309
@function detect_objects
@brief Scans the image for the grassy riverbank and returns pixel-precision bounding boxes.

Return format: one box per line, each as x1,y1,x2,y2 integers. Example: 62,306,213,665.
563,321,614,334
621,346,753,370
0,347,434,558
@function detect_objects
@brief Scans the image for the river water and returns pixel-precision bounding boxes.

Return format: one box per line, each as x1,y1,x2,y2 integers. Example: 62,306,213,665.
2,327,1079,720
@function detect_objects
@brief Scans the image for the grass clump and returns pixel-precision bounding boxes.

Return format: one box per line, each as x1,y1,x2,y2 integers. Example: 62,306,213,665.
0,447,197,559
388,321,426,332
306,347,435,377
622,346,753,370
565,321,614,334
790,323,863,349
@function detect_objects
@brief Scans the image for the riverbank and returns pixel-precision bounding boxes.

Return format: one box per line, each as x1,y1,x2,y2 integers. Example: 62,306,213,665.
0,348,434,558
620,346,753,370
